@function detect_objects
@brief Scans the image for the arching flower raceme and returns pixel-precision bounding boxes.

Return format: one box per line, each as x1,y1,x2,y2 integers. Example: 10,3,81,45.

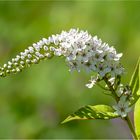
0,28,132,117
0,29,124,78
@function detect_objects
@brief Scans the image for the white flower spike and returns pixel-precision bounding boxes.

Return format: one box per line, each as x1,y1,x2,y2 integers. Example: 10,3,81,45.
0,29,124,78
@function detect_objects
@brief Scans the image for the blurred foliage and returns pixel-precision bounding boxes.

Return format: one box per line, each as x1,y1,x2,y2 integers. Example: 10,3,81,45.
0,0,140,139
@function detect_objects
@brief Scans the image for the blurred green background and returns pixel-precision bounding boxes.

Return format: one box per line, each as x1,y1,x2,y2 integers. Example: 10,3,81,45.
0,0,140,139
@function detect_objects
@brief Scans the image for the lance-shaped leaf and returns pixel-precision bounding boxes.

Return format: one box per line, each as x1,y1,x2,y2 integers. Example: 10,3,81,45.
129,57,140,106
62,105,119,124
134,98,140,139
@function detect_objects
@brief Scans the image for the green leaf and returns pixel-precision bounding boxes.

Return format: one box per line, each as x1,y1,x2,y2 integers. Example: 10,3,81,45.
62,105,119,124
129,57,140,106
134,98,140,139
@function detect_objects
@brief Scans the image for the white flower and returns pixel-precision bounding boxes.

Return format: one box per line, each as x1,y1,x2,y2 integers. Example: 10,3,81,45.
108,62,124,77
92,36,102,47
95,63,111,77
85,75,99,88
124,86,132,95
83,62,94,73
113,96,132,117
108,77,115,85
67,61,81,72
116,84,124,97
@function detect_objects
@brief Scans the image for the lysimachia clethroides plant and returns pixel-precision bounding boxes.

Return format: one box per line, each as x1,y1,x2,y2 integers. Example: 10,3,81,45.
0,29,140,139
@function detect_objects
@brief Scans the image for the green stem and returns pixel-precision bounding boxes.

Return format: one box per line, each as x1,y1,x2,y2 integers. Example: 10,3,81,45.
97,83,109,91
103,77,119,102
103,76,138,139
124,115,138,140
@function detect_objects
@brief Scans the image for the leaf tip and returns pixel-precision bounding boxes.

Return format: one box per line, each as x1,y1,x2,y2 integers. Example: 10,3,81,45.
61,116,73,124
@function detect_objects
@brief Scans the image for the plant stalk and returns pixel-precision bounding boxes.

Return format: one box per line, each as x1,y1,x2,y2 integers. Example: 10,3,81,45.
103,77,119,102
124,115,138,140
103,76,138,139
